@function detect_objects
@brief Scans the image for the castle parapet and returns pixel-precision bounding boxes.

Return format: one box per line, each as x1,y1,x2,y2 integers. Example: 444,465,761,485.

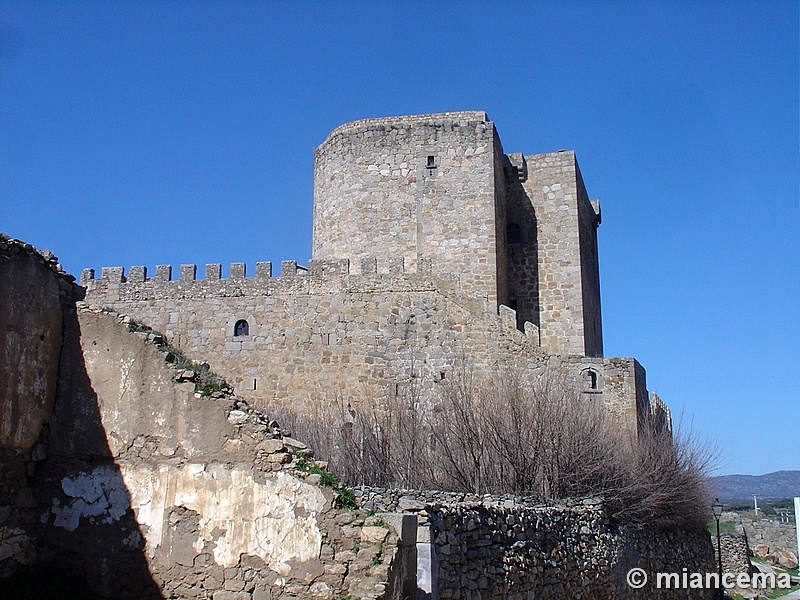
81,255,440,304
319,111,490,148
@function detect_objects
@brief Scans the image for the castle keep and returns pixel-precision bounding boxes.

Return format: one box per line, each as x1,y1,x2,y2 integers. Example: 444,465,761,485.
82,111,669,434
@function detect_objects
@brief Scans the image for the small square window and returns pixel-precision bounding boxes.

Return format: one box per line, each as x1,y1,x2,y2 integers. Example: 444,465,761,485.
426,155,436,168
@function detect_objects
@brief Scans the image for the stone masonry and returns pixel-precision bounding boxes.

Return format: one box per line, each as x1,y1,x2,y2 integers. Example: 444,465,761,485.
1,236,409,599
82,111,670,437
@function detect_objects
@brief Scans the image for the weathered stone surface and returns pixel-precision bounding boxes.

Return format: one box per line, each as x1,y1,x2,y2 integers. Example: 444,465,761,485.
227,410,248,425
774,548,798,570
1,247,399,599
82,112,669,439
256,438,285,454
360,526,389,544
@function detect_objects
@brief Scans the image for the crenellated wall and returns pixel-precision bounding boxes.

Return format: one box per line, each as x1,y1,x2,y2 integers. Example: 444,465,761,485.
81,260,542,410
80,257,666,436
76,110,670,452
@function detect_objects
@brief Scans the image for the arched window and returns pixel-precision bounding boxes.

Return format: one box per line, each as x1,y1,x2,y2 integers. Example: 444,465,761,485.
583,369,600,391
234,319,249,337
507,223,522,245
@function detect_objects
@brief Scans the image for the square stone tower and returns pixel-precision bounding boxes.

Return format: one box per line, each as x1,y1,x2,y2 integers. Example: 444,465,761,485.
312,112,603,357
505,151,603,357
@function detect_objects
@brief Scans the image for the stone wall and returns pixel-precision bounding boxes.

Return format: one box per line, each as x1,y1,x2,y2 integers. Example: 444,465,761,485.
80,262,662,437
312,112,602,356
711,532,753,577
744,517,798,556
0,236,80,580
313,111,503,305
33,306,404,599
743,517,799,569
521,151,603,356
354,487,715,600
0,239,409,599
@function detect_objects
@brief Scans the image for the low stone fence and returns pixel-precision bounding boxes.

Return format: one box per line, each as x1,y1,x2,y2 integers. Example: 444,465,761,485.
711,532,753,576
744,518,799,569
356,487,716,600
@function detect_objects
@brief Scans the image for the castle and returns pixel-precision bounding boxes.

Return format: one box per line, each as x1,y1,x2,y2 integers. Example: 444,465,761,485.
82,111,669,435
0,112,706,600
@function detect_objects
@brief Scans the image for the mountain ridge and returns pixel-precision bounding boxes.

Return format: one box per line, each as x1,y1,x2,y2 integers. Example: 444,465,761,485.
710,470,800,501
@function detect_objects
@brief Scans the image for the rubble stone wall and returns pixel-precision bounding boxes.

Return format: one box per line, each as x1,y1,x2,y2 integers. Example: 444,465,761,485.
711,532,753,577
743,518,798,557
355,487,715,600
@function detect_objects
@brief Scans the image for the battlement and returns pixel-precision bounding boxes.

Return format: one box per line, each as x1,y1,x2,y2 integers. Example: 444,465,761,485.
319,111,490,148
80,256,441,286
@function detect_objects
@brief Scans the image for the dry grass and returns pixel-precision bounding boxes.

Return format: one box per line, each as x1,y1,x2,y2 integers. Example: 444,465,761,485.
264,367,716,529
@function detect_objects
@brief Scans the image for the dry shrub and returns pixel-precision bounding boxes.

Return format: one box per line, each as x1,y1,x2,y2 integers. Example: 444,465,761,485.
264,368,715,529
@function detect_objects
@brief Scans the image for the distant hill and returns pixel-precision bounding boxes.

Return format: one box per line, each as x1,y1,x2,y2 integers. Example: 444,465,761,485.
710,470,800,502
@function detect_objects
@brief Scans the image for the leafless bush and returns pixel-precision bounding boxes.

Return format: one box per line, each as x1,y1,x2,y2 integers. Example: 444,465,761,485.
263,368,715,528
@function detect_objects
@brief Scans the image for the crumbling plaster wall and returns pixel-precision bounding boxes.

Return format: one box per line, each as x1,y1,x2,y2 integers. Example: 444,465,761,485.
1,237,405,599
0,237,78,579
37,306,403,599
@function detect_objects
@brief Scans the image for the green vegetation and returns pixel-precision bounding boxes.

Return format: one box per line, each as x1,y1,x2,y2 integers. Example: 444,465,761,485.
126,319,228,397
707,520,737,535
293,454,358,510
335,487,358,510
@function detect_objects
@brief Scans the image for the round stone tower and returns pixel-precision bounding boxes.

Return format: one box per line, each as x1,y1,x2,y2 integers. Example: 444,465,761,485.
312,111,508,305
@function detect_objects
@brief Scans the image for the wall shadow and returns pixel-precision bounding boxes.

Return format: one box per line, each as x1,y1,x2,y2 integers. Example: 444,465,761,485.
3,303,163,599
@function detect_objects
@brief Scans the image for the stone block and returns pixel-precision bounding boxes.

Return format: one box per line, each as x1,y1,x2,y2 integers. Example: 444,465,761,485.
101,266,124,283
179,264,197,282
128,266,147,282
361,525,389,544
230,263,246,279
155,265,172,281
256,262,272,279
205,263,222,280
280,260,297,277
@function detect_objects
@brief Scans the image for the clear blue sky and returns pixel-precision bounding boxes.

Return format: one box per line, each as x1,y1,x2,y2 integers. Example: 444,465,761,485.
1,1,797,476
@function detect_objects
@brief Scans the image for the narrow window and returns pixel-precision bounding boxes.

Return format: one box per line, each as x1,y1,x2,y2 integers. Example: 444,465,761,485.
234,319,249,337
584,370,598,390
507,223,522,245
252,378,258,391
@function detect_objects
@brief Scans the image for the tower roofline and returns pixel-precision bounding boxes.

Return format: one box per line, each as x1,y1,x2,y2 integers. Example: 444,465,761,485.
319,111,490,150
